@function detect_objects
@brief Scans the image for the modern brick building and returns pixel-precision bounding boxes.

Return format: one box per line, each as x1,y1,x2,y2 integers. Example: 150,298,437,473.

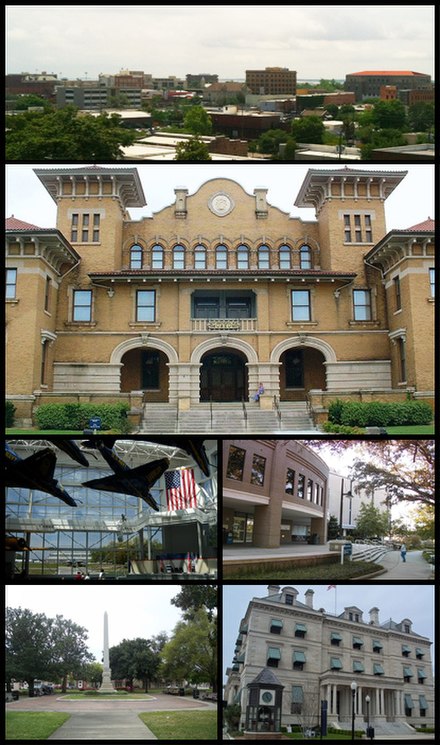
5,166,435,430
344,71,431,101
224,586,434,735
223,439,328,548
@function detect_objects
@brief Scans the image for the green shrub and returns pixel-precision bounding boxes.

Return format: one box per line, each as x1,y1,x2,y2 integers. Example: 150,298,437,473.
327,398,344,424
5,400,16,427
322,422,364,434
327,400,433,428
34,402,130,431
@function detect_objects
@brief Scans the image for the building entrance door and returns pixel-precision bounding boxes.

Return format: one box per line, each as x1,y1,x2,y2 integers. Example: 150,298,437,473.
200,351,247,401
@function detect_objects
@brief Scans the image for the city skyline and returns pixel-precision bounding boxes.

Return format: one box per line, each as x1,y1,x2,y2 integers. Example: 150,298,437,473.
6,5,435,81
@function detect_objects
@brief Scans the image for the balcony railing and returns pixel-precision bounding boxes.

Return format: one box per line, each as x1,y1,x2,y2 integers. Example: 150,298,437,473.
192,318,257,332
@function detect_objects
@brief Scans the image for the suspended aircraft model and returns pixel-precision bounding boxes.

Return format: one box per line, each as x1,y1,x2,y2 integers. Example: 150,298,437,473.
5,442,77,507
81,438,169,511
144,437,211,477
45,438,91,467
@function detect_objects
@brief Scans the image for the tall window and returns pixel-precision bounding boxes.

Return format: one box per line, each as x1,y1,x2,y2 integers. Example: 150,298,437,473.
136,290,156,322
399,337,406,382
130,244,143,269
226,445,246,481
354,214,362,242
6,268,17,299
72,290,92,321
44,276,51,312
429,268,435,297
365,214,372,242
237,244,249,270
393,276,401,310
297,474,305,499
353,289,372,320
194,245,206,270
41,339,49,385
344,214,373,243
285,468,295,495
173,244,185,269
299,245,312,269
344,214,351,242
279,244,291,269
291,290,311,321
82,213,89,242
216,245,228,269
250,454,266,486
258,244,270,269
152,244,164,269
93,214,100,242
71,214,78,242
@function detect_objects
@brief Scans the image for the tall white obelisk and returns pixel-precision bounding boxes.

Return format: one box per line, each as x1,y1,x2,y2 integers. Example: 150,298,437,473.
99,610,116,693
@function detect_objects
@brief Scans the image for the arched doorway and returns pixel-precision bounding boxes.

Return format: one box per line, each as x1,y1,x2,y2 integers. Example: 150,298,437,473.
200,349,248,402
120,348,169,400
280,347,326,400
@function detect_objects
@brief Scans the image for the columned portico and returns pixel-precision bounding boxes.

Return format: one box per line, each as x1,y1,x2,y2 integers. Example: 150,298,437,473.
321,680,405,727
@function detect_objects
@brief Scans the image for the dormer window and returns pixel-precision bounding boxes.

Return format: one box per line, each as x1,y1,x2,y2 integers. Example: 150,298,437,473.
285,594,294,605
403,623,411,633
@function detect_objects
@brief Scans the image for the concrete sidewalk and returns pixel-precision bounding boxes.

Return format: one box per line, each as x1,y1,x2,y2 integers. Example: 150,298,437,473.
48,711,157,740
373,549,434,580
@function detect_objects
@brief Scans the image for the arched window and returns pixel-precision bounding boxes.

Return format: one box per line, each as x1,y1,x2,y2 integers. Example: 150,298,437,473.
216,244,228,270
258,244,270,270
279,244,291,270
151,244,164,269
299,244,312,270
194,244,207,270
173,244,185,270
130,244,143,270
237,244,249,270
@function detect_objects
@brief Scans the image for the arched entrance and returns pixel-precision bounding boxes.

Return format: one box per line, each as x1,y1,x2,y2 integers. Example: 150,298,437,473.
120,348,169,400
280,347,326,400
200,349,248,402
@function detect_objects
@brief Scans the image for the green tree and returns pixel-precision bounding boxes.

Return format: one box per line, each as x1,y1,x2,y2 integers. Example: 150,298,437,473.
160,608,217,692
412,504,435,540
109,637,160,691
6,106,135,160
360,128,406,159
325,103,339,119
353,502,389,540
371,99,407,130
50,615,94,693
174,136,212,160
6,608,54,697
256,129,289,155
171,585,217,621
291,116,325,144
12,94,52,111
327,514,340,540
408,102,435,132
183,105,212,135
80,661,103,688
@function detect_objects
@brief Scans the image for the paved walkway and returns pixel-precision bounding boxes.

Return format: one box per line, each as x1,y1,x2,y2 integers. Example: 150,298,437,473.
373,549,434,580
48,711,156,740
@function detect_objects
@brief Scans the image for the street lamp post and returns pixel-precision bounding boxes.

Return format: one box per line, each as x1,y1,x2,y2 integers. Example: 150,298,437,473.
351,681,357,741
365,695,370,738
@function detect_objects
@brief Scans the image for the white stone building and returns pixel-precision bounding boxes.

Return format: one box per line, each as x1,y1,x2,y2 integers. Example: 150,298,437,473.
327,471,390,535
224,586,434,736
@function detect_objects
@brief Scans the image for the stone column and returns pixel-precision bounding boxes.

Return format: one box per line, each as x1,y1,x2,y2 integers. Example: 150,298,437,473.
380,688,385,718
358,686,363,717
332,684,337,716
99,611,116,693
375,688,380,715
327,684,331,712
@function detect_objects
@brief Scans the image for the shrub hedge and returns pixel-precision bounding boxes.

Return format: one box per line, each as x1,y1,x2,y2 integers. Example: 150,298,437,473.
34,402,130,431
328,399,432,427
6,400,16,427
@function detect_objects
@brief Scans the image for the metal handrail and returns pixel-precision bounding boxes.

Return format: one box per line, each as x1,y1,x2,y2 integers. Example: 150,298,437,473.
241,398,248,428
209,397,213,429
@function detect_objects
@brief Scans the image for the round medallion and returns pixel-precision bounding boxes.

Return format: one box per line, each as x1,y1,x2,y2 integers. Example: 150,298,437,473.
208,192,234,216
262,691,273,703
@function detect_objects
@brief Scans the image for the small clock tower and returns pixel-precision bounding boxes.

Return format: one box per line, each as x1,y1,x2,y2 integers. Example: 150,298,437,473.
244,667,284,739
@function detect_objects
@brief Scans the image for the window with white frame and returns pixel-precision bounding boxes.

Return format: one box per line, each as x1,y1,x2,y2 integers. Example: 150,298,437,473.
353,289,372,320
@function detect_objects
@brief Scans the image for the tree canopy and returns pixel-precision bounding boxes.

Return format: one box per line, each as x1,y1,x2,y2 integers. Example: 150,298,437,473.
171,585,217,621
183,105,212,135
174,136,212,160
291,116,325,144
160,608,217,692
352,502,390,540
6,106,135,160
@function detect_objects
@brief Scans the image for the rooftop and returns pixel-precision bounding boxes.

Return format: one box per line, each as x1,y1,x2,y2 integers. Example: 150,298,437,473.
347,70,430,77
6,216,44,230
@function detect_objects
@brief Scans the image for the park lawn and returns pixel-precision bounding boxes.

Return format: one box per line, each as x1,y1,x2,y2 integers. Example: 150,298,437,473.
385,425,434,434
138,710,217,740
225,560,382,580
6,712,70,740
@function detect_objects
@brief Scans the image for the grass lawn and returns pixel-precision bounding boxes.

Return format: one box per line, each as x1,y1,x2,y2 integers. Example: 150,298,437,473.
225,560,382,580
385,425,434,434
6,712,70,740
138,710,217,740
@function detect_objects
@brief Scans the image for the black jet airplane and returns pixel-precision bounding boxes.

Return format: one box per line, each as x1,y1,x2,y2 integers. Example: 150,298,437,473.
45,439,91,467
143,438,211,477
81,439,169,511
5,443,77,507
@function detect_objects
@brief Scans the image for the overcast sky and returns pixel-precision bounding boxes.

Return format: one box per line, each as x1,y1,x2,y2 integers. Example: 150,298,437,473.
223,583,435,684
5,5,434,80
5,584,183,661
5,164,434,233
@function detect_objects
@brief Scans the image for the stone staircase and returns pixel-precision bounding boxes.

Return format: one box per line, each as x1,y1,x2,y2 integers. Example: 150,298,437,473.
139,401,316,433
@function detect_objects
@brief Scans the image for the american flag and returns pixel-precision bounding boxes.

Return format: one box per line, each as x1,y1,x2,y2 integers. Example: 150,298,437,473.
165,468,197,510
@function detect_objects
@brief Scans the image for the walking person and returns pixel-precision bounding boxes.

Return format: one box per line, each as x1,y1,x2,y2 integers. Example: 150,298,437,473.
400,543,407,562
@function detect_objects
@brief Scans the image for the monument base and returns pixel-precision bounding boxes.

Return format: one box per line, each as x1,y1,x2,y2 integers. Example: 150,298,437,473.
243,732,286,740
99,671,116,693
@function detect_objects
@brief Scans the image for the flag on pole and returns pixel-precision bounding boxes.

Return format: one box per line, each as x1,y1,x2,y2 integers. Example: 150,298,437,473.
165,468,197,510
327,585,336,590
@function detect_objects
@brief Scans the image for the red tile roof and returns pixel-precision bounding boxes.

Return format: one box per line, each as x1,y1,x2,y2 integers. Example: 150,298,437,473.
348,70,428,77
6,216,43,230
403,218,435,232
